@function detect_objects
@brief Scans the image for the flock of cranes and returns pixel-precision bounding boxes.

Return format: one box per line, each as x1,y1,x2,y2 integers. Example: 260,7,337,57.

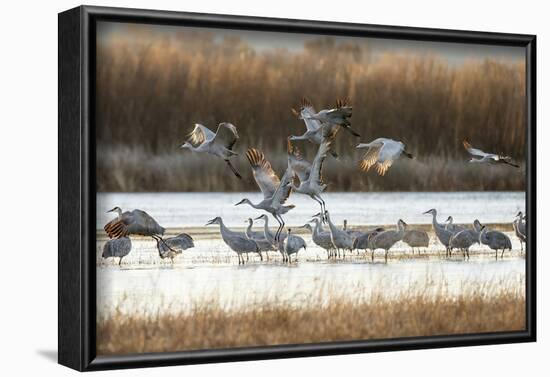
101,205,526,266
100,98,525,266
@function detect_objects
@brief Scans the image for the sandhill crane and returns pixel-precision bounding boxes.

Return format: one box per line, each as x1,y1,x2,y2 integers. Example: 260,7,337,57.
356,138,413,176
354,227,385,255
324,211,356,258
253,214,287,246
444,216,465,233
513,211,526,252
369,219,407,263
290,140,332,217
102,237,132,266
479,226,512,259
245,218,275,259
235,148,294,241
104,206,165,238
289,98,340,158
103,206,178,254
153,233,194,264
180,123,242,178
423,209,454,257
402,229,430,254
302,99,360,137
301,218,334,258
463,140,519,168
206,217,260,264
449,220,483,259
280,228,307,263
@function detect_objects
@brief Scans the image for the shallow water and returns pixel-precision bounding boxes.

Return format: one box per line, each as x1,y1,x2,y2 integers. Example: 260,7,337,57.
97,191,525,229
97,234,525,316
96,191,526,317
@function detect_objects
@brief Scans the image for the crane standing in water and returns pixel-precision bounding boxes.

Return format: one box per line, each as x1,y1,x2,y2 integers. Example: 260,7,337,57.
206,217,261,264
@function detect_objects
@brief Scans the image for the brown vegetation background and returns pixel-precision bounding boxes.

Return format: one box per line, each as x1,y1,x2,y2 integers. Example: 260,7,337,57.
96,26,526,192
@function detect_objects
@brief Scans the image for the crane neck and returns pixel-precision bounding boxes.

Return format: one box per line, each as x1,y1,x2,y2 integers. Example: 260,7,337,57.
216,218,230,234
182,142,200,152
247,200,262,210
430,212,444,231
113,208,122,219
245,221,253,237
325,215,338,234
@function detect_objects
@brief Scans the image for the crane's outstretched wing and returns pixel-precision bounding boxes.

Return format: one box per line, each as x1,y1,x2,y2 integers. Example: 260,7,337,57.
271,165,293,206
104,219,129,239
299,97,322,132
287,139,312,183
309,140,332,186
125,210,165,236
463,140,488,157
186,123,216,146
213,122,239,151
358,142,383,172
327,98,353,118
246,148,280,199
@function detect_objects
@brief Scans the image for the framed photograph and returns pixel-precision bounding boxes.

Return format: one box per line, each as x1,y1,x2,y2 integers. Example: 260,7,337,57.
58,5,536,371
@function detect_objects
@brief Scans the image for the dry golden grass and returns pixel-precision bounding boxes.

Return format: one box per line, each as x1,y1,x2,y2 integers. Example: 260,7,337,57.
97,288,525,355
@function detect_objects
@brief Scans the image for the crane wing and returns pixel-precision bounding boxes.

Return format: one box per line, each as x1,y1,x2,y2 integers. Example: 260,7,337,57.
246,148,280,199
358,142,383,172
186,123,215,146
299,98,321,132
271,165,293,206
103,218,129,239
326,99,352,118
287,140,312,183
213,122,239,151
463,140,488,157
309,140,332,185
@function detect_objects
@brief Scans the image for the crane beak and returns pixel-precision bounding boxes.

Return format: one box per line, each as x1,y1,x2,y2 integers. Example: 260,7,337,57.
355,144,367,149
235,199,246,206
205,219,215,226
422,210,431,215
253,215,263,221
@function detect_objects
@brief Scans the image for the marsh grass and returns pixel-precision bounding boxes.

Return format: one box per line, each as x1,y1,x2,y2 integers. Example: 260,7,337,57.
97,145,525,192
97,281,525,355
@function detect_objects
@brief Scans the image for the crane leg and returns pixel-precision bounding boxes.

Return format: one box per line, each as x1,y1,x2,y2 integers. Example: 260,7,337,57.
225,159,242,179
274,215,284,242
319,196,327,222
384,250,388,263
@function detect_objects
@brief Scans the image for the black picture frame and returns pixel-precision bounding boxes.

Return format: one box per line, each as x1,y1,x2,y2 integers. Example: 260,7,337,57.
58,5,537,371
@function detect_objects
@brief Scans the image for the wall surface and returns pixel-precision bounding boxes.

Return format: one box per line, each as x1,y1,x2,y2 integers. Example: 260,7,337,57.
0,0,546,376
